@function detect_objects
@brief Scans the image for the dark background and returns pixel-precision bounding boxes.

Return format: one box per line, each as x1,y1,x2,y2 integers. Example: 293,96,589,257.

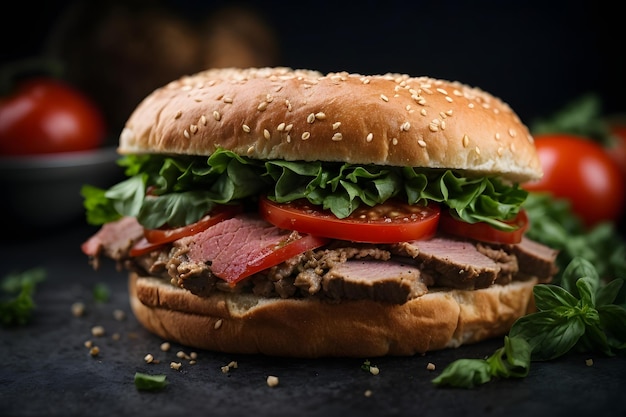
2,0,624,138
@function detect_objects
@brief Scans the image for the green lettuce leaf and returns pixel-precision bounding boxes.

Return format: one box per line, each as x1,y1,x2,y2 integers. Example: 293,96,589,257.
82,147,528,229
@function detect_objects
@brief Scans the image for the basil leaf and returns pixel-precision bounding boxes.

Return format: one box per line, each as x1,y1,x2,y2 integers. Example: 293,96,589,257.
598,303,626,352
509,311,585,361
486,336,531,378
134,373,168,391
532,284,578,310
431,359,492,388
561,257,599,297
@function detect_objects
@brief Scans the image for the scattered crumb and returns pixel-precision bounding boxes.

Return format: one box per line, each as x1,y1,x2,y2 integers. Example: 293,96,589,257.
84,340,93,349
364,389,373,397
585,358,594,366
426,362,436,371
71,302,85,317
176,350,190,360
266,375,279,387
170,362,182,371
144,354,155,364
111,332,121,341
160,342,171,352
113,309,126,321
369,366,380,376
89,346,100,357
91,325,105,337
221,361,238,374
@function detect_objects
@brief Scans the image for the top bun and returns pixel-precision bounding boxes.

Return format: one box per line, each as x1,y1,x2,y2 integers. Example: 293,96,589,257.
120,67,541,182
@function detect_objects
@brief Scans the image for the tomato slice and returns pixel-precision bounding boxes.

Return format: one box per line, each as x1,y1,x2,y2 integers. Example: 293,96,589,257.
259,196,440,243
144,204,243,245
219,233,330,284
438,209,529,244
129,236,163,257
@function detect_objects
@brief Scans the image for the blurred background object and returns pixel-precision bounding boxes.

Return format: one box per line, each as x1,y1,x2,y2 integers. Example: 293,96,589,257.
1,0,624,234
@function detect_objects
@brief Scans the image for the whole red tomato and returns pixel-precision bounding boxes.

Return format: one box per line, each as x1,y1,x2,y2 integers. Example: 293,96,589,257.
0,77,106,155
524,134,625,228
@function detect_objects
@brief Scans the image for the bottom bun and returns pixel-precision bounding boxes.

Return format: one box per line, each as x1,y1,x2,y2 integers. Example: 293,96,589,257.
129,273,538,358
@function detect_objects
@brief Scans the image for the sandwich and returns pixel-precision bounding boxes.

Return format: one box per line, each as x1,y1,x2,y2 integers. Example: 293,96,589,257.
81,67,558,358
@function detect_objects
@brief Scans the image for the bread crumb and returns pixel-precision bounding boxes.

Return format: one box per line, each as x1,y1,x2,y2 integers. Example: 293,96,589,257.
84,340,93,349
426,362,436,371
111,332,121,341
91,325,105,337
585,358,594,366
113,309,126,321
160,342,171,352
170,362,182,370
89,346,100,357
144,354,154,364
369,366,380,376
364,389,373,397
266,375,279,387
71,302,85,317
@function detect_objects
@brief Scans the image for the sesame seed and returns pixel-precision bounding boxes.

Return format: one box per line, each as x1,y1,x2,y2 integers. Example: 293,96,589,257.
224,97,233,103
468,103,475,109
174,111,182,119
265,94,274,102
247,146,255,156
315,112,326,120
286,134,291,142
420,109,427,116
242,124,251,133
497,146,504,156
366,133,374,142
495,133,501,141
332,133,343,141
510,142,517,153
392,138,398,145
380,94,389,102
508,128,517,137
277,122,286,131
257,101,268,111
445,109,454,116
213,110,221,121
462,134,469,147
264,129,271,140
190,124,198,134
475,146,481,155
301,132,311,140
200,115,207,125
441,121,446,130
184,129,190,139
285,100,292,111
307,113,316,123
418,139,427,147
436,88,448,95
285,123,293,131
332,122,341,130
214,319,223,329
445,96,453,103
401,122,411,132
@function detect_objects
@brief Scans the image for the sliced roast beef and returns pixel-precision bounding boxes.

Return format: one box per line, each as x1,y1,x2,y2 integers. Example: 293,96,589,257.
84,212,559,304
508,237,559,280
323,260,427,303
180,215,296,283
81,216,144,268
391,237,500,290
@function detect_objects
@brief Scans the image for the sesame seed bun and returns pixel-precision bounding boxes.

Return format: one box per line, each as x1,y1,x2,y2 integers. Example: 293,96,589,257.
119,67,542,183
129,272,539,358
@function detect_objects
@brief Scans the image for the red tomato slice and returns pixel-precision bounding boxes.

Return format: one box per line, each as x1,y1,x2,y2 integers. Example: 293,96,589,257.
221,233,330,285
259,196,440,243
144,204,243,245
129,237,162,257
438,209,529,244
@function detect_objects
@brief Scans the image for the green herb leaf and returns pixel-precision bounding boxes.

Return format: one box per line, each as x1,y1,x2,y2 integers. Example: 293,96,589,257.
134,372,168,391
83,148,528,230
0,268,46,327
432,336,530,388
92,282,111,303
